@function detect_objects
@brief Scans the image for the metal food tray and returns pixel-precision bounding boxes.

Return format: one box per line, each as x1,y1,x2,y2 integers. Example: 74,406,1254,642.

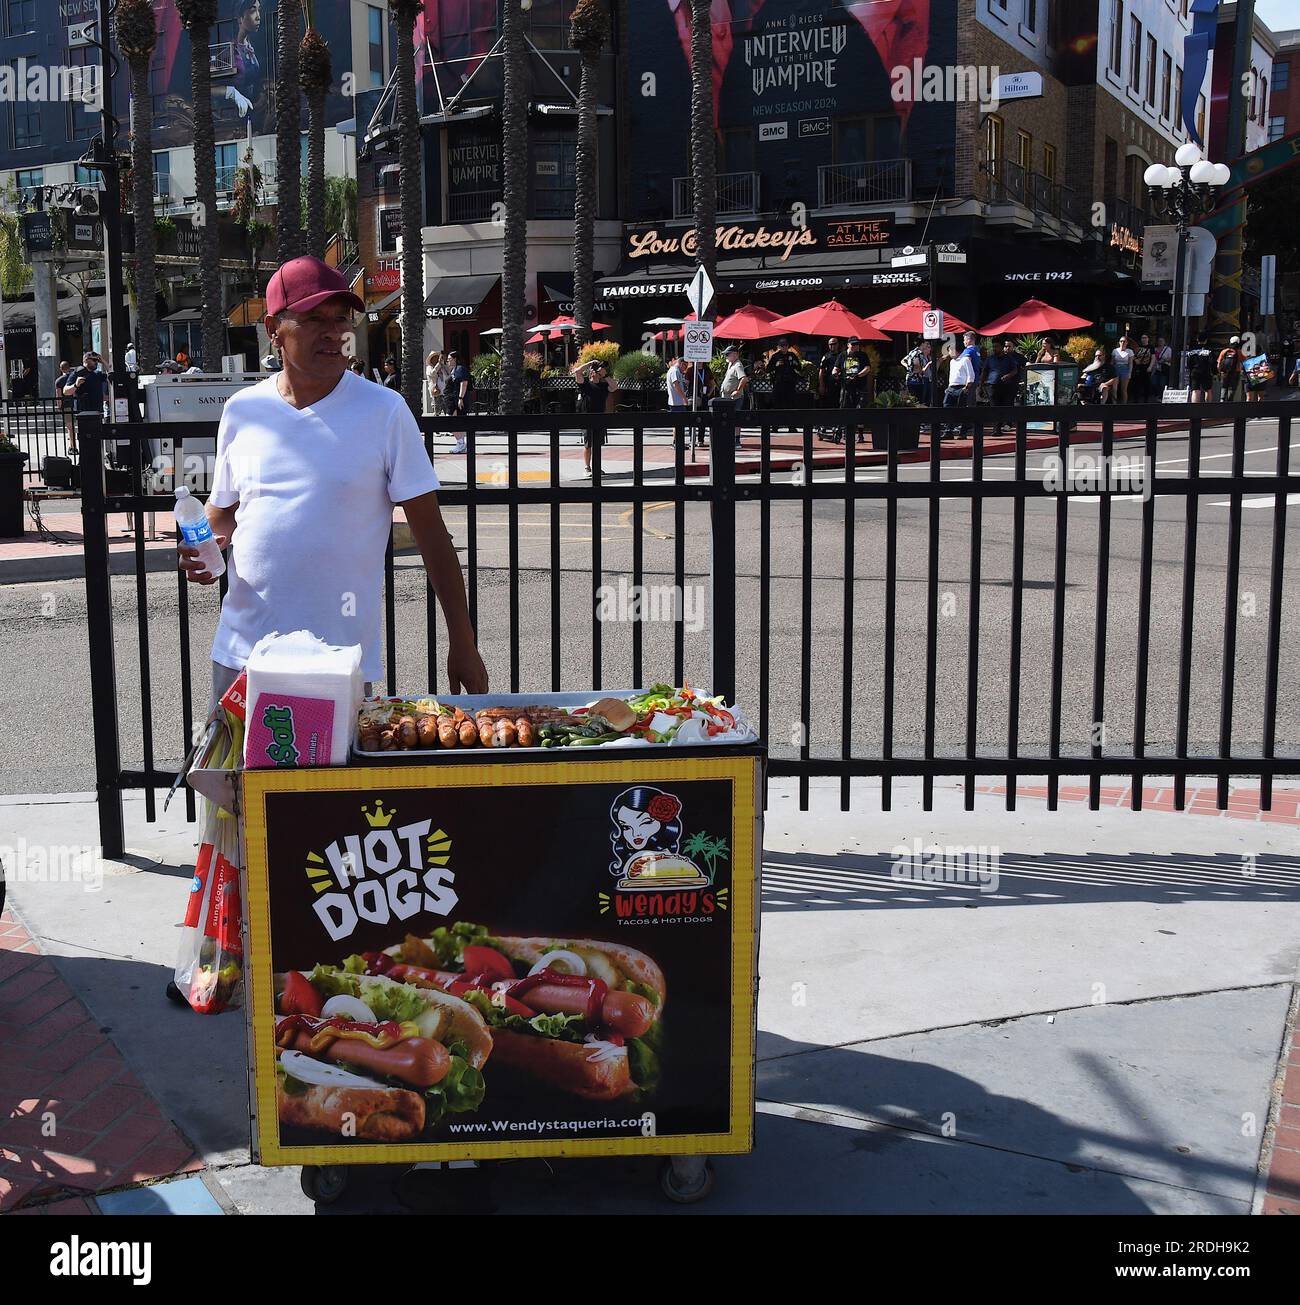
351,688,758,759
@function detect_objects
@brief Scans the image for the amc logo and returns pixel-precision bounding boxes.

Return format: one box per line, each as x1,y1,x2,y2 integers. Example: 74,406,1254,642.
758,121,788,142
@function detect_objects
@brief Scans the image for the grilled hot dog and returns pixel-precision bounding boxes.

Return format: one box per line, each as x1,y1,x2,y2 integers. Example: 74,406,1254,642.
282,1028,451,1088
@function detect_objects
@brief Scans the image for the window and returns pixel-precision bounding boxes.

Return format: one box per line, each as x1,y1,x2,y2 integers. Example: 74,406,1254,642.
985,114,1003,166
14,166,41,203
1017,130,1032,171
1175,67,1184,132
722,128,754,176
215,142,237,193
67,46,97,142
530,129,576,219
368,6,384,90
1196,93,1206,142
1274,61,1289,93
1145,35,1157,105
153,151,170,201
1023,0,1037,32
8,64,40,148
75,164,99,186
1109,1,1124,77
1247,70,1257,120
1161,52,1172,118
1129,17,1142,92
1270,116,1286,142
522,0,570,49
834,117,868,165
5,0,36,36
1043,143,1057,182
1180,0,1189,16
1259,75,1268,124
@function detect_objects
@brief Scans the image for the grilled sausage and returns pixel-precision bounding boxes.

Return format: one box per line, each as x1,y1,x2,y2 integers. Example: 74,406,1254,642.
494,719,517,748
418,715,440,747
283,1029,451,1087
515,718,535,748
398,716,418,748
458,719,480,747
479,720,496,747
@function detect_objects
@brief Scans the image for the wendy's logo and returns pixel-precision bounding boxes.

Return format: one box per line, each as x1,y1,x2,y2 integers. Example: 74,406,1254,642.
608,786,708,891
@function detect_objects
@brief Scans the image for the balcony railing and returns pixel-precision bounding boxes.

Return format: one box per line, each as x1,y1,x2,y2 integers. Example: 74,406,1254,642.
817,159,912,207
448,190,501,223
673,171,759,219
984,157,1028,207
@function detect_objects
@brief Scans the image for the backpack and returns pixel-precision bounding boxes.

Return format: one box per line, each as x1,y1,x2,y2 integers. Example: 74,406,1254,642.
1217,348,1239,376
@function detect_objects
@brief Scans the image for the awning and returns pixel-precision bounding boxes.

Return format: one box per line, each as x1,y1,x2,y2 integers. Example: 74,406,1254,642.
541,271,618,315
161,307,202,322
366,287,402,319
423,273,499,319
595,267,694,300
3,294,108,326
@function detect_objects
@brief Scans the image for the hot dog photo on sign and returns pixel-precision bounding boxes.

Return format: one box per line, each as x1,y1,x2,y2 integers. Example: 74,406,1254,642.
258,774,741,1150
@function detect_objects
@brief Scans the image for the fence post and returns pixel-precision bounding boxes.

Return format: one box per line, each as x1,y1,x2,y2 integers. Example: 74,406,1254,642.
79,415,125,859
709,404,737,704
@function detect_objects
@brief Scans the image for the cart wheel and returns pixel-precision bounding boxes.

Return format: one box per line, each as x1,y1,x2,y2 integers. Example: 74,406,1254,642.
659,1157,714,1204
300,1164,349,1205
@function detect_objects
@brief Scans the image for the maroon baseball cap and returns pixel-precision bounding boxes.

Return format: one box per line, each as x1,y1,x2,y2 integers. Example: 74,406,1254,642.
266,255,364,316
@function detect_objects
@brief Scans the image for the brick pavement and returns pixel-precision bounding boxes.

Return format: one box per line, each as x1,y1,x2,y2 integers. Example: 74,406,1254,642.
0,903,202,1214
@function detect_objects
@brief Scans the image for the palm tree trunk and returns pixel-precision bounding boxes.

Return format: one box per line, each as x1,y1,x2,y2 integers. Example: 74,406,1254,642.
689,0,716,285
572,47,598,346
276,0,302,262
128,57,159,371
499,0,529,415
306,89,326,258
393,5,424,414
191,22,224,369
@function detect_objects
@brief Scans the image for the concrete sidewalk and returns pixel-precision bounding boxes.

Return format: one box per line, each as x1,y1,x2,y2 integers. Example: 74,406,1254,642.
2,778,1298,1215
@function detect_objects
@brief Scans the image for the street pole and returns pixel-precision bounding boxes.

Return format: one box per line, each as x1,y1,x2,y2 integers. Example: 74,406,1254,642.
1171,220,1188,388
95,0,132,422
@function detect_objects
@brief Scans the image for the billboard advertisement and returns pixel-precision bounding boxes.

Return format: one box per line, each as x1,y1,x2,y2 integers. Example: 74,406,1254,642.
149,0,353,150
243,754,759,1164
625,0,956,225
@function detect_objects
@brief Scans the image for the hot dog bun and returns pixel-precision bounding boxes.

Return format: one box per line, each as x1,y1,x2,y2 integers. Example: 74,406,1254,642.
493,937,666,1010
489,1029,634,1101
353,973,494,1069
277,1080,425,1141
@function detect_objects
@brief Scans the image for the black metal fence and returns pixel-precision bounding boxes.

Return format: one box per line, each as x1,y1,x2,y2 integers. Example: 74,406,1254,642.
79,400,1299,858
2,398,73,478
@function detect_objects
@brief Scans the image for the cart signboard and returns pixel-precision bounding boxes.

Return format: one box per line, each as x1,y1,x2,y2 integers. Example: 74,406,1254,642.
242,752,760,1165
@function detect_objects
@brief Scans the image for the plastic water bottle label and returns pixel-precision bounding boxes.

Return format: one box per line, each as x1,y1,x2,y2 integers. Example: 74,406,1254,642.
180,518,214,546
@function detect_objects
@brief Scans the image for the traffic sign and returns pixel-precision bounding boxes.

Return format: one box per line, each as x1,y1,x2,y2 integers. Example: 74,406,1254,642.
686,265,714,317
923,310,943,340
891,254,927,267
682,320,714,362
937,251,967,264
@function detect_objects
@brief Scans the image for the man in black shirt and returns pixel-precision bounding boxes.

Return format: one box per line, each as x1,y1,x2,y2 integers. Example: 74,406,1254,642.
62,352,108,454
572,359,612,474
831,338,872,443
381,355,401,390
1185,333,1214,403
766,337,801,426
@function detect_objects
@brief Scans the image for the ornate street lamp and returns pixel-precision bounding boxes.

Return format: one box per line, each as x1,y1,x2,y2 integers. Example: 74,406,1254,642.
1145,142,1230,385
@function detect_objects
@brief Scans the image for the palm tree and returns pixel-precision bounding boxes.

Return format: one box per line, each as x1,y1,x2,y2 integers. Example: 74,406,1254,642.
499,0,529,414
299,4,332,259
176,0,223,369
115,0,160,371
688,0,716,285
275,0,302,261
390,0,425,413
569,0,608,348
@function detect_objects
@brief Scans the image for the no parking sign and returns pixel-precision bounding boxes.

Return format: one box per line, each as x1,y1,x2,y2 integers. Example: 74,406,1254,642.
923,310,944,340
683,321,715,361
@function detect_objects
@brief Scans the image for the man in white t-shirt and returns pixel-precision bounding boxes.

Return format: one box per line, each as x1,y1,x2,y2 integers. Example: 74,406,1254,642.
179,255,487,700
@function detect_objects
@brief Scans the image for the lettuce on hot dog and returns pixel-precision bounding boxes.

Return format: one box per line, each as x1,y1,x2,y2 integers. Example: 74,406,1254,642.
342,928,666,1102
274,968,491,1140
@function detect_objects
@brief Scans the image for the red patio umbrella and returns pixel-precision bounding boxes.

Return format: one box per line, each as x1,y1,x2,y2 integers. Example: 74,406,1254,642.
866,296,973,335
769,299,889,341
979,298,1093,336
713,304,784,340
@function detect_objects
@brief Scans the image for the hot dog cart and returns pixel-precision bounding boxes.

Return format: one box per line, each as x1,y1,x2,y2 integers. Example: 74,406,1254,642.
189,689,762,1207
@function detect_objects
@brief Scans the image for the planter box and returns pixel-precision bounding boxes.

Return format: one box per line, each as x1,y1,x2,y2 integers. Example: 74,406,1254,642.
0,450,30,537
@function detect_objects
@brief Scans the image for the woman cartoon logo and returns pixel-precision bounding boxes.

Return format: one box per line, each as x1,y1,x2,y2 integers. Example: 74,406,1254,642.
609,787,707,889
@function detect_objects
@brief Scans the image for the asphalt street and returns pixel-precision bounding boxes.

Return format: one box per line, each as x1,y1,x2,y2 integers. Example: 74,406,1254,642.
1,416,1295,797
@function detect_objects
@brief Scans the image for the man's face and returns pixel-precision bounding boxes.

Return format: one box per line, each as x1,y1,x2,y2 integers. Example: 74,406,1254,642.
827,339,839,353
267,299,354,382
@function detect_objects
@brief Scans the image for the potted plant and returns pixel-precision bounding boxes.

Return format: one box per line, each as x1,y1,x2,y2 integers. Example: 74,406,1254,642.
0,432,29,537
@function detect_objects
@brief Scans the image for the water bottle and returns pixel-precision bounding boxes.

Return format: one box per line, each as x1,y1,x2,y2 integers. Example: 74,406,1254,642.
174,485,225,579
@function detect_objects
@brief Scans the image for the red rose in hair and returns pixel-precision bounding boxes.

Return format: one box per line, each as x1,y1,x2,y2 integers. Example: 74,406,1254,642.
648,794,680,823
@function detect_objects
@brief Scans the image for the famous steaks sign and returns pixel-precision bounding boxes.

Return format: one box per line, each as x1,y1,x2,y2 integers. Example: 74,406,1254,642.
242,753,760,1164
